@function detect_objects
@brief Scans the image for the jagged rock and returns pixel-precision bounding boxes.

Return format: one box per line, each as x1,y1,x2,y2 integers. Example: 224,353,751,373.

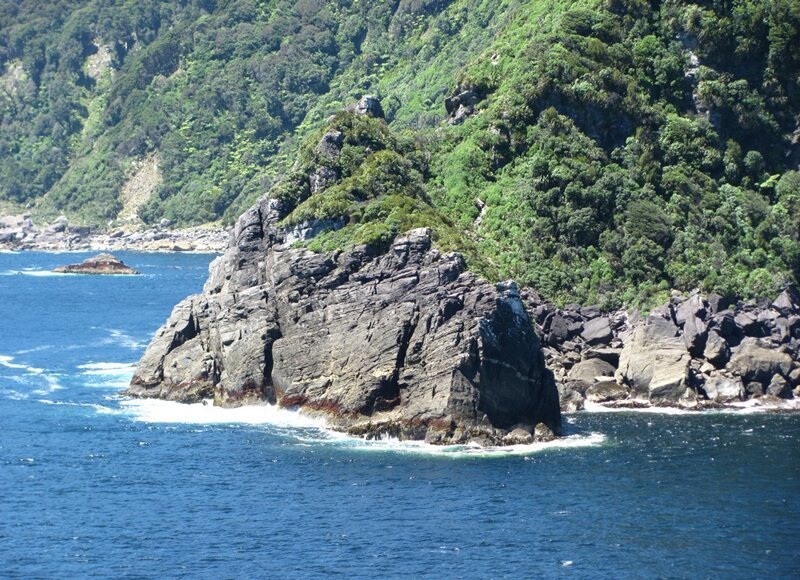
533,422,557,442
773,316,789,339
734,311,767,337
767,375,791,398
585,380,629,403
559,389,584,412
675,294,706,327
581,316,612,345
47,215,69,233
310,166,338,193
683,313,708,356
727,338,793,386
580,305,601,319
788,316,800,339
706,293,732,314
703,376,743,403
584,347,622,366
445,89,482,124
615,316,691,401
127,215,561,445
315,130,344,158
346,95,384,118
703,331,730,367
53,253,138,275
710,310,743,345
567,358,616,383
746,381,765,397
546,314,572,345
503,428,533,445
772,288,798,315
790,366,800,386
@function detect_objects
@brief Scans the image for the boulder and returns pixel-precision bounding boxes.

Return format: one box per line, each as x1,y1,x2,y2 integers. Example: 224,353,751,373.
533,422,557,442
503,428,533,445
683,313,708,356
584,347,623,366
47,215,69,233
734,311,767,337
581,316,612,345
567,358,616,383
710,310,743,345
675,294,706,326
546,314,572,345
585,380,629,403
727,338,793,386
706,293,732,314
767,375,791,399
772,288,798,315
53,253,138,275
559,389,585,413
703,376,743,403
580,305,602,319
615,316,691,402
703,331,730,367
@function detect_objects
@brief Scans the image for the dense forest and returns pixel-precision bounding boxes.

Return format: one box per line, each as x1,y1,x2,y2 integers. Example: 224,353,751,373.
1,0,798,306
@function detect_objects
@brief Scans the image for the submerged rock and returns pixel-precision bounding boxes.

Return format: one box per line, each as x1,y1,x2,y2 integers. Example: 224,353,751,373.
126,205,562,445
53,253,138,275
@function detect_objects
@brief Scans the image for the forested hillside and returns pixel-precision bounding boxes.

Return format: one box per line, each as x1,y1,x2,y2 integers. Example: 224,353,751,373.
1,0,798,306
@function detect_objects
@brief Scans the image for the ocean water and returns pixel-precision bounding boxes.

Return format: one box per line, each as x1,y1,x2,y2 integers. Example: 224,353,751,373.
0,252,798,579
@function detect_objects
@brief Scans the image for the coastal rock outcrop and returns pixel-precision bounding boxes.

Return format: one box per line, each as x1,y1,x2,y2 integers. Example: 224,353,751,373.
528,288,800,412
127,216,562,444
53,253,139,275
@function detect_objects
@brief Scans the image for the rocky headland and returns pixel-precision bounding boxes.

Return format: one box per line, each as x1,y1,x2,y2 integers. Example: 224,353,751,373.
53,253,139,275
120,97,798,444
0,214,228,253
125,219,563,445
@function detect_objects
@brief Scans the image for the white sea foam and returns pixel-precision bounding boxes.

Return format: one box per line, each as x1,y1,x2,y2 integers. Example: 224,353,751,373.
18,269,72,277
583,401,699,415
77,361,136,388
102,329,147,349
584,399,800,415
300,431,607,458
79,361,138,375
722,398,800,413
119,398,330,429
0,354,61,396
117,398,606,457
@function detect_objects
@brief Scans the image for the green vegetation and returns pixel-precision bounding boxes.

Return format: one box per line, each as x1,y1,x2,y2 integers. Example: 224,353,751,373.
1,0,798,306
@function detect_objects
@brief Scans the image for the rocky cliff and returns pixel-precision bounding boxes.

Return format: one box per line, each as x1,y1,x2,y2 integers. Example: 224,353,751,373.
126,207,562,445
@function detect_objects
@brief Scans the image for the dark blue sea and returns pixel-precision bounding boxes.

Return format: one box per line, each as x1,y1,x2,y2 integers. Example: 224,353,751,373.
0,251,798,578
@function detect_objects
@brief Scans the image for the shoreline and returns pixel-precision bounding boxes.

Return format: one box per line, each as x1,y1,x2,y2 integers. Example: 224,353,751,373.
1,214,229,253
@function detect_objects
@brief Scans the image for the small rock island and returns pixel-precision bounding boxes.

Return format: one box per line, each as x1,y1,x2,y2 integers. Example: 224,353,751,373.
54,253,139,275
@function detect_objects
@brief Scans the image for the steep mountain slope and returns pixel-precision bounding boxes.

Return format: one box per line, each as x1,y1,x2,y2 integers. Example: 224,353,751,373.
1,0,798,305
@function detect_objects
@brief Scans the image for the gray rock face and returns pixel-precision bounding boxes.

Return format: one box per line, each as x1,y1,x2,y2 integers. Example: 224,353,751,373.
585,380,629,403
581,316,612,345
615,316,691,401
127,208,562,445
703,376,743,403
703,331,730,367
727,338,793,387
346,95,385,118
567,358,615,383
